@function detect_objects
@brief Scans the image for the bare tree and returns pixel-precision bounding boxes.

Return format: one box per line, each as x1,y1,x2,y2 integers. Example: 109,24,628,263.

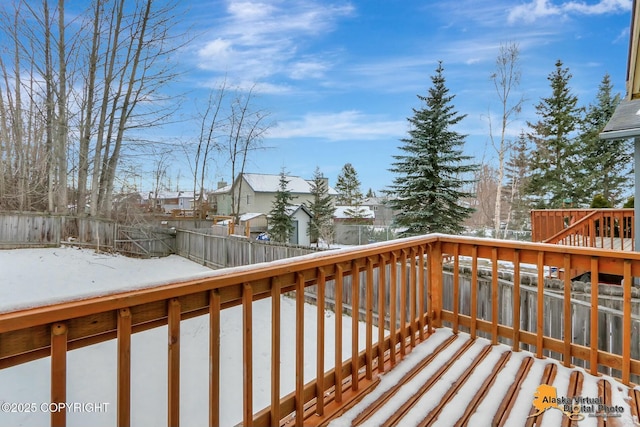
151,149,172,212
226,86,273,223
467,164,499,230
0,0,183,216
192,80,227,216
489,42,523,237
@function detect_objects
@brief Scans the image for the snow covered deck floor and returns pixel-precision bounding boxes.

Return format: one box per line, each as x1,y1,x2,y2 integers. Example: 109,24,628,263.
328,329,640,427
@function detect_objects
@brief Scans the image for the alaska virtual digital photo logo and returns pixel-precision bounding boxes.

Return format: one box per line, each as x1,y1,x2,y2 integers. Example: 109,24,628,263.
530,384,624,421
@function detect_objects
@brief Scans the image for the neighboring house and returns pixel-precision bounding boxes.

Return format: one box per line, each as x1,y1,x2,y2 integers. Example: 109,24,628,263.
145,191,206,213
211,173,338,217
333,205,375,224
362,197,395,225
333,205,375,245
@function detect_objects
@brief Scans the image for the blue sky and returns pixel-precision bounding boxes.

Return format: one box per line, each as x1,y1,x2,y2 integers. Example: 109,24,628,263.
167,0,633,194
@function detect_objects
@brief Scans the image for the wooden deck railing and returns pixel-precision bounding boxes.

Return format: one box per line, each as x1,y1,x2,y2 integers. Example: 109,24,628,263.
2,235,640,426
541,209,635,250
531,209,635,250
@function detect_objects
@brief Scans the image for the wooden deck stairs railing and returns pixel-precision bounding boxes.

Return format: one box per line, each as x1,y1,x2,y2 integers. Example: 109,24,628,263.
3,235,640,426
531,208,635,281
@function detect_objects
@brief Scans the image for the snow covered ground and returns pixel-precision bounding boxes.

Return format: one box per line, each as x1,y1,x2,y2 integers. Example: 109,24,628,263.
0,246,215,313
0,247,376,426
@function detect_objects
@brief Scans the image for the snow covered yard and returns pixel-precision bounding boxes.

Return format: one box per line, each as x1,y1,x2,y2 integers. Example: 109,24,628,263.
0,247,377,426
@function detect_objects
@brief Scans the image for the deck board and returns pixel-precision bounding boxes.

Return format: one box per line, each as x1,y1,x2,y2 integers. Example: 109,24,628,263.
325,329,640,427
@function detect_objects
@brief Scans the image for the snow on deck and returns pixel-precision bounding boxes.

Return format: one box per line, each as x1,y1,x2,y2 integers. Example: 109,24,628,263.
329,329,639,427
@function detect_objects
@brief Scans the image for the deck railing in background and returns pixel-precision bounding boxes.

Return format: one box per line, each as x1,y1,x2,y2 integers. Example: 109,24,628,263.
531,209,634,251
2,235,640,426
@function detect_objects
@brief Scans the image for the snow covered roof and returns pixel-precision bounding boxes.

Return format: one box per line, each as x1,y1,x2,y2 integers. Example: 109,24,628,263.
334,205,375,219
239,212,266,221
145,191,206,201
210,184,232,194
286,204,312,218
241,173,338,195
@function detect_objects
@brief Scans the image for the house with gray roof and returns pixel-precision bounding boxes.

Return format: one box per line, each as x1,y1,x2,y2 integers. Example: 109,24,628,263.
209,173,337,245
211,173,338,217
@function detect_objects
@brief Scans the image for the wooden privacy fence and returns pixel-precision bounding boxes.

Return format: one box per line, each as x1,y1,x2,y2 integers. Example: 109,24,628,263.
3,235,640,426
116,226,175,258
175,228,319,269
0,213,116,249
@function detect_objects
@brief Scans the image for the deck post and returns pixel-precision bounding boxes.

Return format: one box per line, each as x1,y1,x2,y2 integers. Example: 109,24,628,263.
428,240,443,328
635,137,640,253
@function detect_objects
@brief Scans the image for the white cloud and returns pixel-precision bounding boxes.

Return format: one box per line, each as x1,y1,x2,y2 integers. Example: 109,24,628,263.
195,1,354,90
508,0,631,24
198,38,234,59
289,60,330,80
268,110,406,141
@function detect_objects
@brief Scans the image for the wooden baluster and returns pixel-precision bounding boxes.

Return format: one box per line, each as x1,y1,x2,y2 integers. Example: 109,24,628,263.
491,248,499,345
418,245,425,340
512,250,521,351
590,257,599,375
536,252,544,358
168,298,181,427
316,268,326,415
563,254,572,367
295,273,304,426
51,323,67,427
409,248,417,349
117,308,132,427
471,246,478,339
377,255,386,373
390,252,397,366
243,284,253,427
270,279,281,426
623,260,632,384
351,260,360,391
209,291,221,427
399,249,407,357
365,259,373,380
453,244,460,334
334,265,344,403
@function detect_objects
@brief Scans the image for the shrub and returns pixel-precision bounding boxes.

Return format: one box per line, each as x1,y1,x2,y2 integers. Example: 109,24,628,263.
590,194,612,208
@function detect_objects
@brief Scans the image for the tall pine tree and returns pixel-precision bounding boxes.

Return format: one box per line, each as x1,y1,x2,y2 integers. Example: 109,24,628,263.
526,60,583,208
306,167,335,246
387,62,477,236
577,74,632,206
335,163,368,221
268,170,295,243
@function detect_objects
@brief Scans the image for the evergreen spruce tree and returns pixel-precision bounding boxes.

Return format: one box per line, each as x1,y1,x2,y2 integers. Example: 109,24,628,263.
526,60,583,208
268,170,295,243
578,74,631,206
387,61,477,236
306,167,335,246
335,163,368,222
335,163,362,205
